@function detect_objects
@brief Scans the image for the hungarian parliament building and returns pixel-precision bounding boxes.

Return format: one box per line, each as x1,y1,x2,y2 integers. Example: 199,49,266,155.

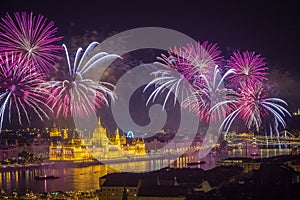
48,118,146,162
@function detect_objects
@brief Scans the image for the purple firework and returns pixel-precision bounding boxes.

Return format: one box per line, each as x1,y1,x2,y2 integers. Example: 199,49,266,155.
171,41,223,81
0,12,63,73
144,41,223,110
0,54,51,132
220,83,290,136
226,51,268,89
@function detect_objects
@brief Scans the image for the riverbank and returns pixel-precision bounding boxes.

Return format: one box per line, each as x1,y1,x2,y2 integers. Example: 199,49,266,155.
0,147,296,196
0,189,100,199
0,162,55,172
2,154,297,200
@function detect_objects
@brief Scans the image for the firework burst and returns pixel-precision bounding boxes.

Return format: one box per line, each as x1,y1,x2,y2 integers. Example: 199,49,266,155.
0,54,51,132
0,12,63,73
184,66,236,122
44,42,120,118
226,51,268,89
144,41,222,110
163,41,223,82
143,67,194,110
220,83,290,135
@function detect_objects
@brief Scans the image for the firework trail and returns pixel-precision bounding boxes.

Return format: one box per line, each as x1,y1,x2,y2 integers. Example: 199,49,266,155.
0,54,51,132
0,12,63,73
143,67,194,110
144,41,222,110
220,83,290,136
44,42,120,118
226,51,268,89
184,66,236,122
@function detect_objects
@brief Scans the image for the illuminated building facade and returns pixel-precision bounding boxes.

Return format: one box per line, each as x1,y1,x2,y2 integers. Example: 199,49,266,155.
99,173,141,200
86,117,146,159
49,122,61,137
49,137,93,162
49,123,68,139
49,117,146,162
216,158,261,172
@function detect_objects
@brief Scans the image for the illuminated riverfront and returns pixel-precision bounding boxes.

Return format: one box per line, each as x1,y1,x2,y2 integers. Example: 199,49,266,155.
1,145,299,197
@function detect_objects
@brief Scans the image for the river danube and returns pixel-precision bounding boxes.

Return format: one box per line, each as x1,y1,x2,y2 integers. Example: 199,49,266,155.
0,147,292,195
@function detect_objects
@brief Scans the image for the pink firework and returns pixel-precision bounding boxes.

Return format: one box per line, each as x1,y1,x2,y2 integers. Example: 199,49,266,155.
0,12,63,73
221,83,290,135
44,42,118,118
0,54,51,132
171,41,223,81
226,51,268,89
145,41,223,109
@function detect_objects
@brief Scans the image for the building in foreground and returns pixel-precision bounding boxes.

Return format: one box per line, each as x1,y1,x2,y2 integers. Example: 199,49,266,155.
97,154,300,200
98,166,244,200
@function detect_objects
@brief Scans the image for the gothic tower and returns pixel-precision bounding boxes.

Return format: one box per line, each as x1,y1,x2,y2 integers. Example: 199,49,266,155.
92,117,109,148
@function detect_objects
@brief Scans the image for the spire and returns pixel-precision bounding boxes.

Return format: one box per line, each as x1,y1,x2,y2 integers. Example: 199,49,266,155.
98,116,101,126
115,127,121,146
63,126,68,139
115,128,119,136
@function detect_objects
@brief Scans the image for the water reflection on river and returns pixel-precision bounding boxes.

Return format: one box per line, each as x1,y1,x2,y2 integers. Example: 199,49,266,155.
0,147,292,195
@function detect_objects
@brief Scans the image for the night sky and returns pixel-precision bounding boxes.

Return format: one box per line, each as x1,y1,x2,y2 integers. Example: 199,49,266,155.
1,1,299,66
0,0,299,130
